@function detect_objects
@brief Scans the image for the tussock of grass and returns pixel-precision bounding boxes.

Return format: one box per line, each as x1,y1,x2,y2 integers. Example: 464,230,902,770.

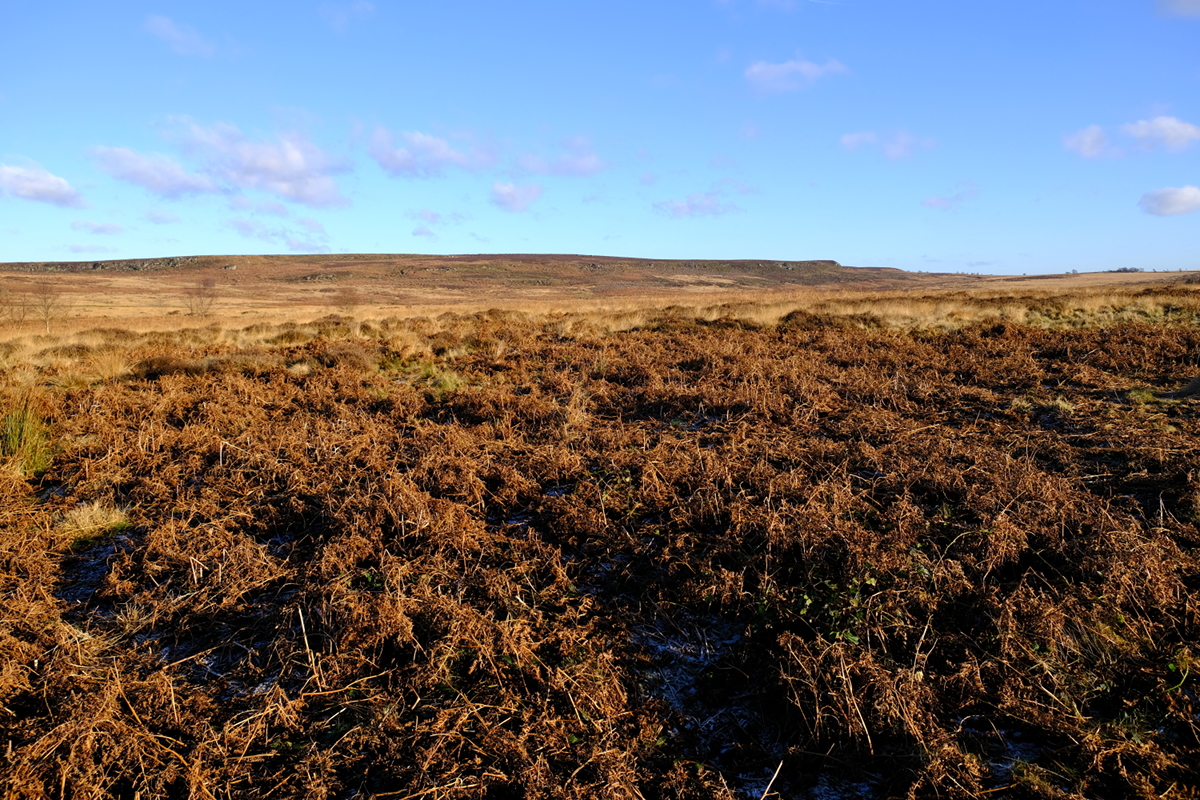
60,501,130,549
1,400,51,476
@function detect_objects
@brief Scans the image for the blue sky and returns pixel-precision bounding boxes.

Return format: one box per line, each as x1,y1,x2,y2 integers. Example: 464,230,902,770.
1,0,1198,273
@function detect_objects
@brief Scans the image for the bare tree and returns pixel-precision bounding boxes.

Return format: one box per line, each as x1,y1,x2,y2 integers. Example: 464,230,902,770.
31,281,69,334
0,283,31,324
184,278,218,317
332,285,363,315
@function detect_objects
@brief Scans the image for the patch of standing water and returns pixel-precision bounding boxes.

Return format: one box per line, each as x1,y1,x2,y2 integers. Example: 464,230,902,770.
631,609,791,799
56,533,135,613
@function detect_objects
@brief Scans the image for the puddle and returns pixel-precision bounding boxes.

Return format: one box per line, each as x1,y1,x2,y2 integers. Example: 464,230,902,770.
957,717,1045,784
56,533,135,611
631,609,789,798
805,774,881,799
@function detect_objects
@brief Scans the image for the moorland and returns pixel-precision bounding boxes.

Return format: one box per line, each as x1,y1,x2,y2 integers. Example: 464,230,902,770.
1,254,1198,799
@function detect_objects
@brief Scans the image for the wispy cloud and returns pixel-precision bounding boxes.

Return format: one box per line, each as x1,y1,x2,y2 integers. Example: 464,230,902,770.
841,130,935,159
515,137,606,177
407,208,465,226
69,245,118,254
654,191,740,218
490,182,543,213
144,210,181,224
1120,116,1200,152
177,120,350,208
1158,0,1200,16
412,225,436,238
369,127,494,178
92,146,217,198
143,15,215,57
229,217,332,252
1138,185,1200,216
1065,116,1199,158
320,1,375,31
1063,124,1110,158
718,177,758,195
71,220,123,235
922,182,980,211
229,196,292,216
0,162,86,208
745,56,847,94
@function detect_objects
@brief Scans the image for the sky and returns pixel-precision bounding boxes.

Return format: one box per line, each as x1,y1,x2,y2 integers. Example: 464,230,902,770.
1,0,1198,274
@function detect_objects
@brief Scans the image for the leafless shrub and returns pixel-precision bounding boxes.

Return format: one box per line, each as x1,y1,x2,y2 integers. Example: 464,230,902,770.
184,277,218,317
0,283,31,323
31,280,71,333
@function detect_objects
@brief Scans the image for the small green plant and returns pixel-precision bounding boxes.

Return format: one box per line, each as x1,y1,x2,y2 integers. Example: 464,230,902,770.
1126,386,1161,405
431,370,462,393
2,401,52,476
1044,395,1075,414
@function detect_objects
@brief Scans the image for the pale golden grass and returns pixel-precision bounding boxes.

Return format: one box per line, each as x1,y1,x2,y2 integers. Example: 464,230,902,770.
59,501,130,548
0,283,1196,379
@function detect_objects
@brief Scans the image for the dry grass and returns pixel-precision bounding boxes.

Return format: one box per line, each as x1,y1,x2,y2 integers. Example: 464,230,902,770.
0,280,1198,799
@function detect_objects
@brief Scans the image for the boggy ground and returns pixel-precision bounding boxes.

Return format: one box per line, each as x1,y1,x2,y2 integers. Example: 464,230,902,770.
1,298,1199,799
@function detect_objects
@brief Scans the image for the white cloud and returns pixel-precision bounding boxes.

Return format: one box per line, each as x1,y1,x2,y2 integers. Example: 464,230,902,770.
92,146,217,198
718,177,758,195
1063,124,1109,158
654,191,740,218
1120,116,1200,152
230,218,271,240
178,121,349,208
1066,117,1200,158
515,138,606,177
69,245,118,254
320,1,375,31
229,217,332,252
412,226,436,238
144,15,215,57
71,220,123,235
841,130,935,159
1158,0,1200,16
840,131,878,150
516,152,605,177
490,182,543,213
259,201,290,216
639,172,658,186
369,127,493,178
229,196,291,215
922,182,980,211
745,57,847,94
144,210,181,224
407,208,465,225
0,162,86,208
1138,185,1200,216
282,234,330,253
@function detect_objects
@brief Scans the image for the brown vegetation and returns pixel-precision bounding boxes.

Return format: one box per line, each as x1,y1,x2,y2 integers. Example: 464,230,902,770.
0,284,1198,799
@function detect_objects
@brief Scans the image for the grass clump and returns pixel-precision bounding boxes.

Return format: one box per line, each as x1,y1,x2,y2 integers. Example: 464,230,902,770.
1,400,51,476
60,501,131,549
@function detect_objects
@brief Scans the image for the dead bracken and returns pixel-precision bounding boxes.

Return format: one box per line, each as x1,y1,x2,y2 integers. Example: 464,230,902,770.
0,291,1198,799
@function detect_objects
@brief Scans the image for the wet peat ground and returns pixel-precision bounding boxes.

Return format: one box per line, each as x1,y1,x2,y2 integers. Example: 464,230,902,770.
1,309,1199,799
